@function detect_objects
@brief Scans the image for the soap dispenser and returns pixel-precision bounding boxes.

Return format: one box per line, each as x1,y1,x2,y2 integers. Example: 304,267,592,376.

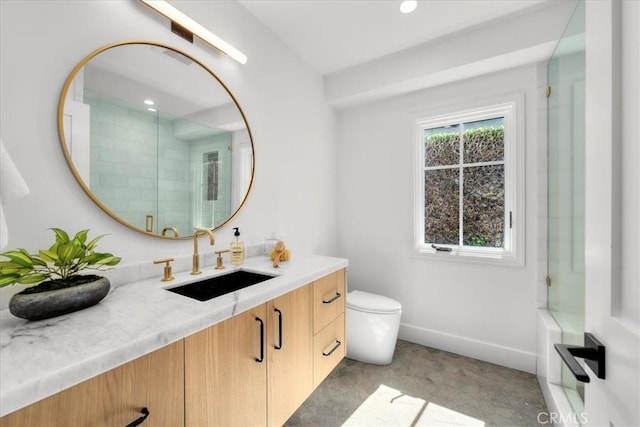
230,227,245,266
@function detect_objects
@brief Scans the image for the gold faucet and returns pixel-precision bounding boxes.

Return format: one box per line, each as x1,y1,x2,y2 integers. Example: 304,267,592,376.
192,229,215,275
161,226,179,237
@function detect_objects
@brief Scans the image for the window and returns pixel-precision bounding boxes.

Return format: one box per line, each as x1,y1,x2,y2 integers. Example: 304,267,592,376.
203,151,219,201
415,97,524,265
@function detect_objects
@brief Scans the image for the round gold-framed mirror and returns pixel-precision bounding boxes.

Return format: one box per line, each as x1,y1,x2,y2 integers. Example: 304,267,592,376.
58,41,254,239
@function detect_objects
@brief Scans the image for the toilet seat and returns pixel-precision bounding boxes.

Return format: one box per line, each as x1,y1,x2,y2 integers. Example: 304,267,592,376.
347,290,402,314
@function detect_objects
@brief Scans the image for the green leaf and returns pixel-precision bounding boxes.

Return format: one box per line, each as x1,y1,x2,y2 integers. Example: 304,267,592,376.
85,234,106,251
74,229,89,245
17,273,49,284
71,244,86,260
94,255,121,266
39,249,58,263
0,262,32,275
81,253,98,264
57,243,76,264
105,256,122,266
50,228,70,244
1,250,34,267
0,274,21,287
0,260,24,269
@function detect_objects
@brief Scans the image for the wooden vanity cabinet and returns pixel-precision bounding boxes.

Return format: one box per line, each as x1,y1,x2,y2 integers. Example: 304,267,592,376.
183,270,346,427
0,340,184,427
184,303,268,427
0,268,346,427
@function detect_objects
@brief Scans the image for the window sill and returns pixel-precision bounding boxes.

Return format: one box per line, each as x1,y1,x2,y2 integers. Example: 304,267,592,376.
412,247,525,267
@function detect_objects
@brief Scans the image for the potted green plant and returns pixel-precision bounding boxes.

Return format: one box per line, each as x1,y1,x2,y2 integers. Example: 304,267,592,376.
0,228,121,320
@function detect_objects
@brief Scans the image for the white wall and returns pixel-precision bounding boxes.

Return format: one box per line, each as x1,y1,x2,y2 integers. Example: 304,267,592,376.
0,0,338,298
337,65,541,373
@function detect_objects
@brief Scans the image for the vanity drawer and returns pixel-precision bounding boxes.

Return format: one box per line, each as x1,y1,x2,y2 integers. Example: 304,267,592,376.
313,269,345,334
313,314,345,388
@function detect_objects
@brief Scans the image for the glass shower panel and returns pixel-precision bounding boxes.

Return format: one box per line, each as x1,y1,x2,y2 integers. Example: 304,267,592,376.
84,90,159,233
157,113,233,235
546,0,585,413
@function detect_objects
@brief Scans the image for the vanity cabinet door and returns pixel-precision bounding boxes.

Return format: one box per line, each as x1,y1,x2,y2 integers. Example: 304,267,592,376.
267,283,313,426
0,340,185,427
184,304,268,427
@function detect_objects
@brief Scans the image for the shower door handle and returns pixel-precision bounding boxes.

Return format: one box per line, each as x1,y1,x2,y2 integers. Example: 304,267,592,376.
554,332,605,383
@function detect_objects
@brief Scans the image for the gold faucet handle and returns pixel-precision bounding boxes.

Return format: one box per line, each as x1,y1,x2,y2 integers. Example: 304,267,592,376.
153,258,175,282
215,249,230,270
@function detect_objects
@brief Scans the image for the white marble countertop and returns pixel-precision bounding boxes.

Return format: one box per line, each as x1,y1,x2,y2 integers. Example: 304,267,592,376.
0,254,348,417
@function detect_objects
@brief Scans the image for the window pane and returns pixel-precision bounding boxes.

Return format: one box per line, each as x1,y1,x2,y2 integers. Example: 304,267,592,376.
463,118,504,164
463,165,504,247
425,124,459,167
202,151,219,201
425,168,459,244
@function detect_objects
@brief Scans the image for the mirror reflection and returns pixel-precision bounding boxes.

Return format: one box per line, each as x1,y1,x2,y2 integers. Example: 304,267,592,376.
59,41,253,238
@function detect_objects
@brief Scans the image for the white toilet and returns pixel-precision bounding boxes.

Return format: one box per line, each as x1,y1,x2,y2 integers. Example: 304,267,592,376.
346,290,402,365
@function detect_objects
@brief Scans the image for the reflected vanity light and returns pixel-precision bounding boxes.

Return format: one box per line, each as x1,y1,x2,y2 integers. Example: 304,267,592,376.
147,107,157,112
399,0,417,14
139,0,248,64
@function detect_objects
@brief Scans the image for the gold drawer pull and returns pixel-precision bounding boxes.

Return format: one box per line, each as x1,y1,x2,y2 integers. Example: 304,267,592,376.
322,292,342,304
322,340,342,357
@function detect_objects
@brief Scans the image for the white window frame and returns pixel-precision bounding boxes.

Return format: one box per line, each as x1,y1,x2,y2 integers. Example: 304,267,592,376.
414,94,525,266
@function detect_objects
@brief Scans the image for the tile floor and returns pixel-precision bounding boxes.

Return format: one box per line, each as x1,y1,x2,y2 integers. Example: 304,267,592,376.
286,340,548,426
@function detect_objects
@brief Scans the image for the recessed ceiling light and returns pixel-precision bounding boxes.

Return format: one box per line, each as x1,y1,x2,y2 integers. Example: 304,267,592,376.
400,0,417,14
144,99,155,105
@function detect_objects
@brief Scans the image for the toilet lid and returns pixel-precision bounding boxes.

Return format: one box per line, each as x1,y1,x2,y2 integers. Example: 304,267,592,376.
347,290,402,314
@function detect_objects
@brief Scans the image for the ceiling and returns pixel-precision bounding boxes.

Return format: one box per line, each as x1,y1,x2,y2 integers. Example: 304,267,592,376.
238,0,554,75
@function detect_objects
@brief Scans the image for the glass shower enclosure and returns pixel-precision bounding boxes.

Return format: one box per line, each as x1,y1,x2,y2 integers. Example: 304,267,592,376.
546,0,586,414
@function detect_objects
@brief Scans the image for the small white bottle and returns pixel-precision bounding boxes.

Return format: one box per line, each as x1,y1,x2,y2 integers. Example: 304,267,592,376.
230,227,245,266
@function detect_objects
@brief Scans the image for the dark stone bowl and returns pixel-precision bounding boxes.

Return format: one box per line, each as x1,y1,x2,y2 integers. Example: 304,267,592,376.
9,276,111,321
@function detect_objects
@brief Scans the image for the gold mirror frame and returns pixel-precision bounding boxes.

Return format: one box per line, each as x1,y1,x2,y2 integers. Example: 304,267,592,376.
57,40,254,239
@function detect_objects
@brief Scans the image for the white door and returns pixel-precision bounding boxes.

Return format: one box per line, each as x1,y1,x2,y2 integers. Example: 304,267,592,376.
62,100,90,185
583,1,640,425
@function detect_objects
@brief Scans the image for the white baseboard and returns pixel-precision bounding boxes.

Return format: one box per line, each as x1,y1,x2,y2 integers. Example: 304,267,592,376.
398,323,537,374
